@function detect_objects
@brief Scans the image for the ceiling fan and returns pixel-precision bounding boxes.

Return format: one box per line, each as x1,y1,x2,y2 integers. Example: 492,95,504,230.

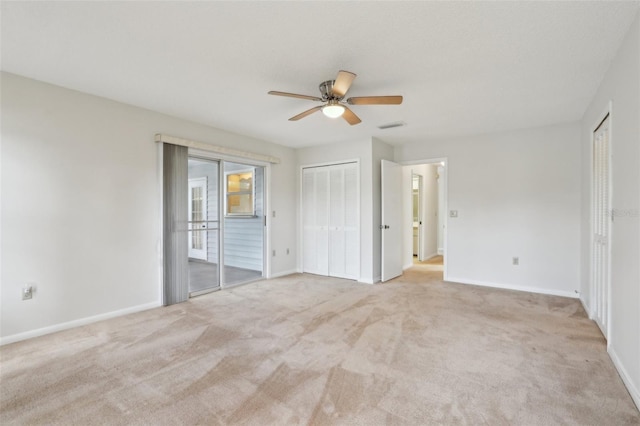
268,70,402,125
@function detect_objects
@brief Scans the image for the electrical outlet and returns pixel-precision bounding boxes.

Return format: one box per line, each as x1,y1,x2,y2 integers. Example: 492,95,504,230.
22,285,33,300
272,249,276,257
272,211,276,218
512,257,519,266
449,210,458,218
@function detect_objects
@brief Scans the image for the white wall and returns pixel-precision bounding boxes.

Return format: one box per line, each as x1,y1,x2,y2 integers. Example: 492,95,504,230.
1,72,297,342
580,12,639,408
395,122,582,297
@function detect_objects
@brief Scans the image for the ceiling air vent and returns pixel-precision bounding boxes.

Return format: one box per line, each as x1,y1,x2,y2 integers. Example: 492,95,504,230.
378,121,406,130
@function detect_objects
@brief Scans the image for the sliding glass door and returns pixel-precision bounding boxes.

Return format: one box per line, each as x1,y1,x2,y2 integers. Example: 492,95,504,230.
163,146,268,304
222,161,264,286
185,157,265,296
187,157,220,296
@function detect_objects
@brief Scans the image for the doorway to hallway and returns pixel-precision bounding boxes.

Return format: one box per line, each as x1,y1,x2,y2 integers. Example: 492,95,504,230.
380,158,448,282
402,161,446,274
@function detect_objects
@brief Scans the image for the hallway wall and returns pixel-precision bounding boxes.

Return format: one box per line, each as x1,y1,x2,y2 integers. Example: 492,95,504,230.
395,122,581,297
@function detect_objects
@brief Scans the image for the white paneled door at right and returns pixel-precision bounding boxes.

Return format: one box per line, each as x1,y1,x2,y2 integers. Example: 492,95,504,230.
592,114,611,339
302,163,359,280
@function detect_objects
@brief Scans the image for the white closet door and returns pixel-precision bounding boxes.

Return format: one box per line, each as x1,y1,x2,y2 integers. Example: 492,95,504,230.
343,163,359,279
592,115,611,338
302,167,329,275
303,163,359,280
328,163,359,279
329,166,346,278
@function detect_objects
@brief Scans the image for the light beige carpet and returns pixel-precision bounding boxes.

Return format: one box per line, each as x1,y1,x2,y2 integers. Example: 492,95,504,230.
1,265,638,425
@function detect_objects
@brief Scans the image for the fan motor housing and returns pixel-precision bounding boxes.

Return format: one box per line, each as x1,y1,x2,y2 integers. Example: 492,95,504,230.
319,80,340,101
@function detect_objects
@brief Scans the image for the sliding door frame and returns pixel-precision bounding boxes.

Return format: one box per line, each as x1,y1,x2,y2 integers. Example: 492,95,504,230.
187,156,221,296
190,148,271,286
158,144,272,304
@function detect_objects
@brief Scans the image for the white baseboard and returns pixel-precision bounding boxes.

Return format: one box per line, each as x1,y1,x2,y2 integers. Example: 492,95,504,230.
269,269,298,279
0,301,161,346
445,277,578,299
579,295,591,318
423,252,439,261
609,346,640,411
403,263,413,270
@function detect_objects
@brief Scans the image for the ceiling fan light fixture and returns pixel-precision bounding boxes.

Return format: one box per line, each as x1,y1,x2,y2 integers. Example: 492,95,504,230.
322,103,345,118
269,70,402,125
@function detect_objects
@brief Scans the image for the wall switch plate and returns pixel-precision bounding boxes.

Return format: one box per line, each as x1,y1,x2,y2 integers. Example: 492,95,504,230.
22,285,33,300
449,210,458,218
512,257,519,266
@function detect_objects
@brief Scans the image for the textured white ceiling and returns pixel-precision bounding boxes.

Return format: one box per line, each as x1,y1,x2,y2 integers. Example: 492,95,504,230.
2,1,638,148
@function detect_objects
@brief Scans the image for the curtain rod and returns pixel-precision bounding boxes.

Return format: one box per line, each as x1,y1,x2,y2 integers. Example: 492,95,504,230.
155,134,281,164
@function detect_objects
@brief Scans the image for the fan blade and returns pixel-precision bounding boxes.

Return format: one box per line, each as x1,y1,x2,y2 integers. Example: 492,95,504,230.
268,91,322,102
342,106,361,125
347,95,403,105
331,70,356,97
289,106,323,121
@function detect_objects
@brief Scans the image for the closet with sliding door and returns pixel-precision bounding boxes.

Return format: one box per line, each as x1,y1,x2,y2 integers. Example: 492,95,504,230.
302,162,359,280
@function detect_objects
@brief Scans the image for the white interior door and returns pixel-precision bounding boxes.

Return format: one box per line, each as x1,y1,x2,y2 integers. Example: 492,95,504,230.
592,114,611,338
188,177,208,260
381,159,403,281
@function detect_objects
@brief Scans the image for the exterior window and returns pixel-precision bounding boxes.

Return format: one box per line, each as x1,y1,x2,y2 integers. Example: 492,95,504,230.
225,169,254,216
